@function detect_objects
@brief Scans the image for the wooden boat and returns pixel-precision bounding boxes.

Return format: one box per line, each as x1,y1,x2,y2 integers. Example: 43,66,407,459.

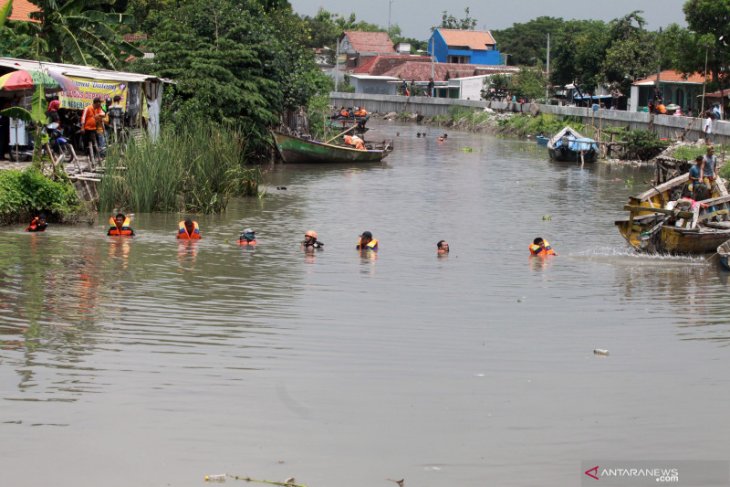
615,172,730,254
536,135,549,146
717,239,730,271
547,126,598,163
273,132,391,164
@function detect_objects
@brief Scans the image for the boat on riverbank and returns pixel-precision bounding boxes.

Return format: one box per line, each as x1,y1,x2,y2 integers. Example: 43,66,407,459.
718,240,730,270
615,173,730,254
547,126,598,163
273,132,391,164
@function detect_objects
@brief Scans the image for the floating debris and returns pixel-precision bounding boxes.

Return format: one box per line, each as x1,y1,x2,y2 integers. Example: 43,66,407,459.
542,215,552,221
461,147,473,152
593,349,609,356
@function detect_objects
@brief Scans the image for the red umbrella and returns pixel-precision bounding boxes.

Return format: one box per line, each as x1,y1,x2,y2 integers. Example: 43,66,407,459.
0,69,76,92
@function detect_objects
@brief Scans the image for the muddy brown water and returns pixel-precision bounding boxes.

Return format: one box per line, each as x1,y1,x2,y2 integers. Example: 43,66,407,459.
2,123,730,487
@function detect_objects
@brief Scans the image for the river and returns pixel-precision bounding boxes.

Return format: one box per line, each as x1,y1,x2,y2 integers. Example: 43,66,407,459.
2,123,730,487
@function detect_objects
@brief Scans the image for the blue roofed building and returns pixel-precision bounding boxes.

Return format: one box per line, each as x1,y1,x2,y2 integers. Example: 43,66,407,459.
428,28,502,66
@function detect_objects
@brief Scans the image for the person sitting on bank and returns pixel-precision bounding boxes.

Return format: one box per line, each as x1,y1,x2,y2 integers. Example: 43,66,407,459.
437,240,449,254
339,106,350,118
702,145,718,187
107,213,135,236
529,237,556,256
343,134,365,150
302,229,324,250
26,214,48,232
356,231,378,251
177,218,201,239
239,227,256,245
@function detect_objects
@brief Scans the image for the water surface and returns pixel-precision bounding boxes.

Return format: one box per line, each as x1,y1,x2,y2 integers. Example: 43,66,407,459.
2,124,730,487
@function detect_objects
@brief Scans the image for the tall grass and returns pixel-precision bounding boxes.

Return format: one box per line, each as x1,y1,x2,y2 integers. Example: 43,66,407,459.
99,120,261,214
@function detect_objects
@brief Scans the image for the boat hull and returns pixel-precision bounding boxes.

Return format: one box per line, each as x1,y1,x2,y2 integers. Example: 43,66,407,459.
273,132,389,164
548,147,597,163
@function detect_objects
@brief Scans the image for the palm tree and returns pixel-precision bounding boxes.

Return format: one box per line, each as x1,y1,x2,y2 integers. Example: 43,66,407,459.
13,0,141,68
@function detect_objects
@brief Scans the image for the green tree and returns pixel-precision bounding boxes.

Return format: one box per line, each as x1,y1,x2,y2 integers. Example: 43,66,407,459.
601,11,657,94
683,0,730,81
550,20,610,91
6,0,142,67
492,17,565,66
437,8,477,30
512,67,546,100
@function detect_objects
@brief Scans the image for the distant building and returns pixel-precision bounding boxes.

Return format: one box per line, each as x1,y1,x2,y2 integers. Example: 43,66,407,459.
338,31,396,69
428,29,502,66
394,42,411,54
630,70,706,113
0,0,40,22
348,54,517,98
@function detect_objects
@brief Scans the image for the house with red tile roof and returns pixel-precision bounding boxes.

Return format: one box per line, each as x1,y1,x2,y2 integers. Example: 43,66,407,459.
338,31,396,69
0,0,40,22
428,28,502,66
629,70,707,113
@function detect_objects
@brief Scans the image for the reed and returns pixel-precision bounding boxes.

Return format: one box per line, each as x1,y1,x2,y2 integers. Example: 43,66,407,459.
99,120,261,214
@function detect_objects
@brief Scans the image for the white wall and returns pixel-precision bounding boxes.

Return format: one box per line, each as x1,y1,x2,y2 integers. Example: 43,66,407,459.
351,78,397,95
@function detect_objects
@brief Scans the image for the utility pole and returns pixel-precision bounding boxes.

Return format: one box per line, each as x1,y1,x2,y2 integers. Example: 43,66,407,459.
334,36,340,92
701,45,708,116
545,33,550,100
387,0,393,34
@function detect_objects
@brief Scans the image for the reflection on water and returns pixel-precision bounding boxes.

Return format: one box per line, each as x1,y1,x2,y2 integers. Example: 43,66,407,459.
2,124,730,487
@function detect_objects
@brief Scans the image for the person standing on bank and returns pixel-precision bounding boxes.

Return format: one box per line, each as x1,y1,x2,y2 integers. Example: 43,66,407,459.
703,111,713,143
702,145,718,187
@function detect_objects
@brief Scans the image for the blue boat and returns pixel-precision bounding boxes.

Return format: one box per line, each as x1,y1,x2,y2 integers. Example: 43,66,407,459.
536,135,549,146
547,126,599,163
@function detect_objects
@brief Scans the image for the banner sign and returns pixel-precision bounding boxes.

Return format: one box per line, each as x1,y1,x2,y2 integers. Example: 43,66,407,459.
58,77,129,111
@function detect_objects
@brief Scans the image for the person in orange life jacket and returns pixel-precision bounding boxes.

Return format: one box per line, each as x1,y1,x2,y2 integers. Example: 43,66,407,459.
302,229,324,250
107,213,135,236
80,98,105,157
239,227,256,245
529,237,556,256
356,231,378,251
353,106,368,117
177,218,201,239
344,134,365,150
26,214,48,232
339,106,350,118
437,240,449,254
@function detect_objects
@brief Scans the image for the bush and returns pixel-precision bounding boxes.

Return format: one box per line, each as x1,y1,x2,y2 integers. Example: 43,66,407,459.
99,119,261,214
619,130,670,161
0,169,80,225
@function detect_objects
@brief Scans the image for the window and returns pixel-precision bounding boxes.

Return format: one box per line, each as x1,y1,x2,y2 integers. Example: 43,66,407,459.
447,55,469,64
485,45,495,51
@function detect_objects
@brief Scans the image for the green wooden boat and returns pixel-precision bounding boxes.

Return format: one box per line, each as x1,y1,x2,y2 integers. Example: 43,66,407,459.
273,132,391,164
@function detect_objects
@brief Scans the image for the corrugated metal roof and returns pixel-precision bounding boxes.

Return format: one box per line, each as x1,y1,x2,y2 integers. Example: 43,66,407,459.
343,31,395,54
633,70,706,86
0,0,40,23
0,57,169,83
437,29,496,49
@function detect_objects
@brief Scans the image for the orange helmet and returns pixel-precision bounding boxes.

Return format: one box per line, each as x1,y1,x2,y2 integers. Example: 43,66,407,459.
305,230,318,239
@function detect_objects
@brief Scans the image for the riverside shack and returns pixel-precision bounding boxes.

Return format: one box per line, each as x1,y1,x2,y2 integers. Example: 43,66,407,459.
0,57,168,141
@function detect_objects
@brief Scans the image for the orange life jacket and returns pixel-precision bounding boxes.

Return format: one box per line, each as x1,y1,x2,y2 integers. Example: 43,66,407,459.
529,240,555,256
340,109,350,117
357,238,378,251
239,239,257,246
354,108,368,117
82,105,102,131
177,220,201,239
26,217,47,232
107,216,134,236
344,135,365,150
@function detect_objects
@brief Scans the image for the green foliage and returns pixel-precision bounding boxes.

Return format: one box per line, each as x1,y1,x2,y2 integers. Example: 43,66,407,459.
673,144,723,162
618,130,670,160
99,119,261,214
0,168,80,224
512,67,546,100
492,17,564,66
138,0,327,160
6,0,141,68
300,8,386,51
683,0,730,81
0,0,12,27
498,114,586,138
306,94,332,140
481,73,512,99
437,8,477,30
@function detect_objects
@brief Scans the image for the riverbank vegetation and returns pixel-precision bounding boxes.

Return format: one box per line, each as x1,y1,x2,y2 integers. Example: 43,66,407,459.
0,168,80,225
99,120,260,214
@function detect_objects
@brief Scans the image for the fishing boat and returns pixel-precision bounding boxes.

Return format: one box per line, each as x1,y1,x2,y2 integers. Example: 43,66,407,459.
547,126,599,163
717,239,730,271
536,135,549,146
615,173,730,254
273,132,391,164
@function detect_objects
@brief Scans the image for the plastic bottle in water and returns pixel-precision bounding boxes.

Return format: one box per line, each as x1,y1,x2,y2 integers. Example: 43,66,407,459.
204,474,226,482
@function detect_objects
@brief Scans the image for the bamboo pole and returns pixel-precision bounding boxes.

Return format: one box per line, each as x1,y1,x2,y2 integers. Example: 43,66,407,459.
324,124,356,145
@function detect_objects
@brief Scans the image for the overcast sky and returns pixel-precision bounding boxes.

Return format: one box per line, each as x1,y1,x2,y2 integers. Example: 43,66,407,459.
290,0,688,39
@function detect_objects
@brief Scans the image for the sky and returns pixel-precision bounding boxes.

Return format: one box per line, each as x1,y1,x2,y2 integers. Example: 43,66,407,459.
290,0,688,39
